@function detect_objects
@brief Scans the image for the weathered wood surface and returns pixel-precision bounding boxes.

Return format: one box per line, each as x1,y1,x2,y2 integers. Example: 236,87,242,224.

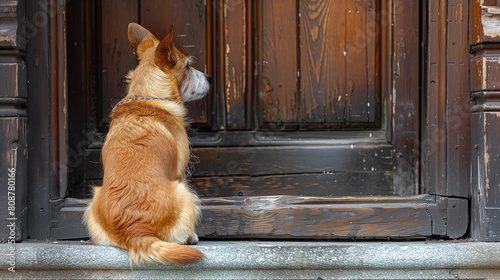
0,1,27,242
471,93,500,241
470,0,500,241
0,118,27,242
193,172,393,197
64,0,428,239
25,0,58,239
192,145,393,176
258,0,380,129
471,0,500,44
471,45,500,92
424,0,470,197
391,0,419,196
0,0,25,50
51,195,467,240
259,0,298,129
446,0,470,197
218,0,251,130
0,62,26,100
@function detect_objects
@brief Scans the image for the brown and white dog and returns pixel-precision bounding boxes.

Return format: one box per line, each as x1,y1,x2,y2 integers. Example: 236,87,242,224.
84,23,211,265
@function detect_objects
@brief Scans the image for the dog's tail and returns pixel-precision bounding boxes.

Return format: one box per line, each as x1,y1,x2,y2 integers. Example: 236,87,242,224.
124,223,204,266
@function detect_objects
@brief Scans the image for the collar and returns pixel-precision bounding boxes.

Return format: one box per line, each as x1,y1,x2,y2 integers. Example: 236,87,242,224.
111,95,177,113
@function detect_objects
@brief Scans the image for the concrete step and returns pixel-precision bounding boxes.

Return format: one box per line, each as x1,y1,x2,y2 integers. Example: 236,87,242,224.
1,241,500,279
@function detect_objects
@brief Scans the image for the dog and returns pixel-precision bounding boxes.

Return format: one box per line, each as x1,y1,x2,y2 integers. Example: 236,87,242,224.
84,23,211,266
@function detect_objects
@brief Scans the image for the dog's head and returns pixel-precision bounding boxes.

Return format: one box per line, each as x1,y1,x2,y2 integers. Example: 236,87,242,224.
127,23,211,102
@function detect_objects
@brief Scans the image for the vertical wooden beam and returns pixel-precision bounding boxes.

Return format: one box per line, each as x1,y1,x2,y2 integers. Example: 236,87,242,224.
392,0,419,195
25,0,61,239
424,0,470,197
0,0,28,242
470,0,500,241
220,0,250,130
446,0,470,197
258,0,298,129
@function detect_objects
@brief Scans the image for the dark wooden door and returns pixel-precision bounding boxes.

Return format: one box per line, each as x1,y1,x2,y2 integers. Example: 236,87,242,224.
65,0,426,238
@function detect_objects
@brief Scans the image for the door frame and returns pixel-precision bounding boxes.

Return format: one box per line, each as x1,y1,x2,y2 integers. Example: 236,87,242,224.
26,0,470,240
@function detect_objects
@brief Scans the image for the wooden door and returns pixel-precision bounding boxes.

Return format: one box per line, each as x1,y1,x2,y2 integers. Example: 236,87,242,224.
64,0,430,239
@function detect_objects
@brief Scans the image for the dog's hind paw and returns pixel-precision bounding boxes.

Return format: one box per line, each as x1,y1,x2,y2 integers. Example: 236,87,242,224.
187,233,199,245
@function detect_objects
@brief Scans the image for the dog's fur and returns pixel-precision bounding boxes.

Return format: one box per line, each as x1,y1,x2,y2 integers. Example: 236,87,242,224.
84,23,211,266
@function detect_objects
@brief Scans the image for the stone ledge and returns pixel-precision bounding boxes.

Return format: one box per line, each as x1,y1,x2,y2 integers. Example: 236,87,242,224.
1,241,500,279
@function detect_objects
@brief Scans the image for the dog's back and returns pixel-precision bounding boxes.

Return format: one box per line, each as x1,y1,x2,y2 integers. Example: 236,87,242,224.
84,23,210,266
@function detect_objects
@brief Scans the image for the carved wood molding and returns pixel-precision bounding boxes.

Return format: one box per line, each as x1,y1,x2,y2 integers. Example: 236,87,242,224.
472,0,500,44
470,0,500,242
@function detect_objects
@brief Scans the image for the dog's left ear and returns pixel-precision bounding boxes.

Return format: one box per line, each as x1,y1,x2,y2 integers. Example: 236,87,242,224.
128,23,157,60
155,25,177,68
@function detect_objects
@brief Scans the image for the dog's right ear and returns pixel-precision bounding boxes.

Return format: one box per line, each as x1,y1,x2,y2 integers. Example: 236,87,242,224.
128,23,157,60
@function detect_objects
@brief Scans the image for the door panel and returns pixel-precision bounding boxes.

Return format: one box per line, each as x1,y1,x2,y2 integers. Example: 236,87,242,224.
260,0,379,129
67,0,422,237
260,0,299,128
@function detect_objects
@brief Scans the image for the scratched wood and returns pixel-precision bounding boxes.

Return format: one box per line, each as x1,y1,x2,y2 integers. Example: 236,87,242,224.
51,195,452,239
221,0,248,130
0,118,27,241
140,0,210,125
297,0,378,128
423,0,446,194
471,0,500,44
344,0,369,124
198,196,435,238
471,105,500,241
260,0,298,129
192,145,393,176
99,0,139,125
471,46,500,91
192,172,393,197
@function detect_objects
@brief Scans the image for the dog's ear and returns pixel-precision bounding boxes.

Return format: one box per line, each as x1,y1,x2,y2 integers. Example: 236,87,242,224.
155,25,178,68
128,23,157,60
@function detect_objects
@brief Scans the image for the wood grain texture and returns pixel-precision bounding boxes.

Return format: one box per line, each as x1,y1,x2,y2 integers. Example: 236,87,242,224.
0,118,27,241
345,0,369,124
471,93,500,241
193,172,394,197
470,0,500,242
192,145,393,176
141,0,210,125
471,46,500,91
25,0,54,239
259,0,381,129
198,195,435,238
424,0,446,194
0,0,25,50
300,0,345,124
446,0,470,197
298,0,378,128
471,0,500,45
51,195,466,239
260,0,298,128
221,0,248,130
392,0,419,195
0,63,26,99
99,0,139,124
